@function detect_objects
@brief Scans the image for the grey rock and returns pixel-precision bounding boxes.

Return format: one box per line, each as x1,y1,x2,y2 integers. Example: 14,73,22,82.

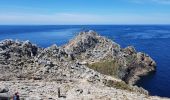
0,30,157,99
0,86,9,93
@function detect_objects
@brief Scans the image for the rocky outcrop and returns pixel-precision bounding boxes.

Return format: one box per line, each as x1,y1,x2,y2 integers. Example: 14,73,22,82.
64,31,156,84
0,39,39,81
0,30,158,99
64,30,121,61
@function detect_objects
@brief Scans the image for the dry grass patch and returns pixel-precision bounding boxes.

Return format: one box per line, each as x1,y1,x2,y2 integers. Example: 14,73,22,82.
87,60,120,77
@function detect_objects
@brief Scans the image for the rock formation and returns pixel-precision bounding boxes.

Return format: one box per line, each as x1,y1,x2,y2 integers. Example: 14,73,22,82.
0,30,161,100
64,30,156,84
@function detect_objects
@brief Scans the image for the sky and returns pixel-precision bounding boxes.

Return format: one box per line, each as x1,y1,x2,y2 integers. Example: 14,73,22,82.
0,0,170,25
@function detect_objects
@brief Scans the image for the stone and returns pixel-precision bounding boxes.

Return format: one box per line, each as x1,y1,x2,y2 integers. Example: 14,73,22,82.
0,86,9,93
0,30,159,100
0,93,11,99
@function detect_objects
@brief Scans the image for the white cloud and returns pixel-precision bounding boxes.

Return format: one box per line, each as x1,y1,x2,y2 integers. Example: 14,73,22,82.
130,0,170,4
0,13,110,25
0,12,170,25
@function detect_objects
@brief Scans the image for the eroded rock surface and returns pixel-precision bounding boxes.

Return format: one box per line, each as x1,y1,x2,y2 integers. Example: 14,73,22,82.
0,80,168,100
64,31,156,84
0,30,159,100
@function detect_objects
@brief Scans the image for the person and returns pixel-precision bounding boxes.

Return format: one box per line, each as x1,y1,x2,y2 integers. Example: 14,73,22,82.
13,92,20,100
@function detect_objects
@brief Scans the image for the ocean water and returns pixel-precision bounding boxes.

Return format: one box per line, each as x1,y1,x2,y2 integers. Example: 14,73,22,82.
0,25,170,97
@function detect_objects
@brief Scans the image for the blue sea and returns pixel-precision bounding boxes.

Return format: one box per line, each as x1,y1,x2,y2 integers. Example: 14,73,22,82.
0,25,170,97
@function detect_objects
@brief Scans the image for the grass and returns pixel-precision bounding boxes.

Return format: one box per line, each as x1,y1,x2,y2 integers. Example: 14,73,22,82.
87,57,147,94
87,60,120,77
105,80,133,92
87,59,134,92
87,58,147,93
105,80,148,94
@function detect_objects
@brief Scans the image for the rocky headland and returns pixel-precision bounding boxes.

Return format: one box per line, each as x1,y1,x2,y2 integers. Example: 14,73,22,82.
0,30,167,100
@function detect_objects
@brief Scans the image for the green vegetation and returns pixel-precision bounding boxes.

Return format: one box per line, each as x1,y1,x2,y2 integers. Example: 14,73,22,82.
105,80,133,92
87,60,120,77
87,60,134,92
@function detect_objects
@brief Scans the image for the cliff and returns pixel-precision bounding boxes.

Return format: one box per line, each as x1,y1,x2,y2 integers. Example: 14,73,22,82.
64,30,156,84
0,31,164,100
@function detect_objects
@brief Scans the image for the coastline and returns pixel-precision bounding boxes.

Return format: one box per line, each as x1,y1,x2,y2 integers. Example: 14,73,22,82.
0,30,167,100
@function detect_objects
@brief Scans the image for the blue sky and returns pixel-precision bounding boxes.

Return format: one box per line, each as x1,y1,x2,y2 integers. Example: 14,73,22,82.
0,0,170,24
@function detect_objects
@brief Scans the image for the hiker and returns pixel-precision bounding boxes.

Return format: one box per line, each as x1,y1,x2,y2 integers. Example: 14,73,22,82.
13,92,20,100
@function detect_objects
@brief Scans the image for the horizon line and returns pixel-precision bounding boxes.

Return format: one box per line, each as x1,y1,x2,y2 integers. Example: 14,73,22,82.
0,24,170,26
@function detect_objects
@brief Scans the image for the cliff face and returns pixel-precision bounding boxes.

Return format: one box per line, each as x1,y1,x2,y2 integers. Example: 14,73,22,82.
64,30,156,84
0,31,158,99
0,31,156,84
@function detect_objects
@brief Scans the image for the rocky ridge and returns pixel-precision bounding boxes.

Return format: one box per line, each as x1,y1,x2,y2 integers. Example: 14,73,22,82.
64,30,156,84
0,30,163,100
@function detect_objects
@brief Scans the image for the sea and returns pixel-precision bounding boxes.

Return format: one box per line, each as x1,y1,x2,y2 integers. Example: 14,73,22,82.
0,25,170,97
